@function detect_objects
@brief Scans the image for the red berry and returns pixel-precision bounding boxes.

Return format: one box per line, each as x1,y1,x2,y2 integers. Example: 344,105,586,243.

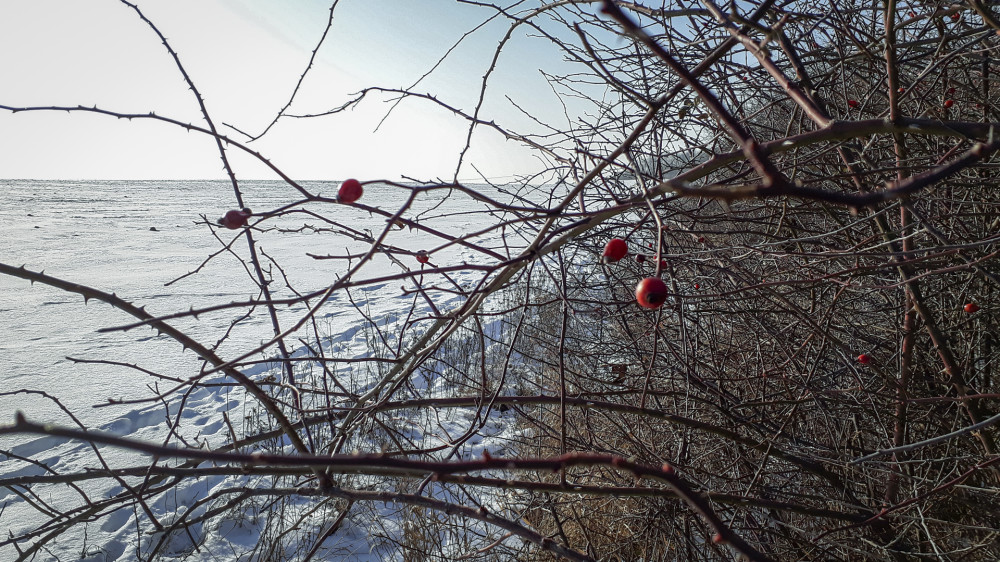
857,354,871,365
944,99,954,108
965,302,981,313
416,251,430,264
947,87,956,95
908,11,916,17
712,533,724,544
635,254,646,263
636,277,669,309
697,236,706,243
847,99,859,108
951,12,960,21
219,209,250,230
602,238,628,262
694,283,700,290
338,178,363,203
898,87,905,94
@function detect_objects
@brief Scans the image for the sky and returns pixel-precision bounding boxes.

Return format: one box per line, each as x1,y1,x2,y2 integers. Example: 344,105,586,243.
0,0,588,182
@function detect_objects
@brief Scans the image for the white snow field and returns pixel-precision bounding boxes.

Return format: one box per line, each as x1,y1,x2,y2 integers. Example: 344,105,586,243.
0,179,560,560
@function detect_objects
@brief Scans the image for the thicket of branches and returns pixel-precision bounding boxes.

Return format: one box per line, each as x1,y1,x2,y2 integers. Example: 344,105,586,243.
4,0,1000,560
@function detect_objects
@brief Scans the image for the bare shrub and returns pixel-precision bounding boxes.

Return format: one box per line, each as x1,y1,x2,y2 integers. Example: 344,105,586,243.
5,1,1000,560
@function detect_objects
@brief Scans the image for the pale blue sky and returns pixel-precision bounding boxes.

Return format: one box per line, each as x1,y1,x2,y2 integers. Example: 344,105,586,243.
0,0,589,182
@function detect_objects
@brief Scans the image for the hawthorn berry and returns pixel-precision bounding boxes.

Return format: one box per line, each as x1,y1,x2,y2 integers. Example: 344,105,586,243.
636,277,669,309
602,238,628,262
338,178,363,203
965,302,981,313
416,251,430,264
635,254,646,263
944,99,954,108
847,99,859,108
857,354,871,365
219,209,251,230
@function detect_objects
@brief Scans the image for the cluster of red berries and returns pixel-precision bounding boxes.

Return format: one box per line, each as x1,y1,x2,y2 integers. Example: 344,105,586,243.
339,178,430,266
601,238,670,309
339,179,441,266
220,178,365,229
855,303,981,366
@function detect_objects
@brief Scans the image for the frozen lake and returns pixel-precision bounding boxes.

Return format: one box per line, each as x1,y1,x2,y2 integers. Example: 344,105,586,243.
0,178,537,560
0,179,509,423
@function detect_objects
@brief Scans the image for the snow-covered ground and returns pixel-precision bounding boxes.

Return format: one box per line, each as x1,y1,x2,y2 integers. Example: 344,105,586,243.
0,179,543,560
